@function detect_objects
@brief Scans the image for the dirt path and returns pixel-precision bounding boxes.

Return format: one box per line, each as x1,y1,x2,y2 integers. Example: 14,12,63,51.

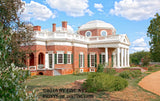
139,71,160,96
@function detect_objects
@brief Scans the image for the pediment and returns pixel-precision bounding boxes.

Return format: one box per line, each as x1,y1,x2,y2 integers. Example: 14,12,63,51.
120,34,130,45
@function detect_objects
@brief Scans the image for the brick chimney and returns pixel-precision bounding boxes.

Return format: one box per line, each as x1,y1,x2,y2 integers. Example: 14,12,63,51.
52,23,56,32
62,21,67,30
33,26,41,31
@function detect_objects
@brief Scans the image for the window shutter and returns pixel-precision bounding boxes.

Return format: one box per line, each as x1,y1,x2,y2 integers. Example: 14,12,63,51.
83,54,85,67
79,54,80,68
71,54,73,64
99,54,101,64
88,54,90,67
64,54,67,64
55,54,57,64
95,54,97,67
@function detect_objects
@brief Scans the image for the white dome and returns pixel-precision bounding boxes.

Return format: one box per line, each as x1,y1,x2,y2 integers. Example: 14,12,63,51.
78,20,115,31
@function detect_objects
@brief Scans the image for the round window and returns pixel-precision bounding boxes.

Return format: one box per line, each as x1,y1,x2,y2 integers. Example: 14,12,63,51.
101,30,107,36
85,31,92,37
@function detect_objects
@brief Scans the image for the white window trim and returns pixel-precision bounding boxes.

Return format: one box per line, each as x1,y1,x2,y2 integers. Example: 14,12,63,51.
85,31,92,37
80,52,84,68
80,69,84,73
67,52,71,64
46,51,54,69
90,53,95,67
101,30,107,36
57,51,64,64
101,53,105,64
89,68,95,72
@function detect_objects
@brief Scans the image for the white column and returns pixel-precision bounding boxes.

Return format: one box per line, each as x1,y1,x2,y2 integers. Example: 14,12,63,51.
117,48,120,68
124,48,126,67
105,48,108,64
45,53,49,69
121,48,123,67
128,49,130,67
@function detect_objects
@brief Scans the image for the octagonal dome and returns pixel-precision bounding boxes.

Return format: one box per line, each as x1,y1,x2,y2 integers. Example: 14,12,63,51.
78,20,116,31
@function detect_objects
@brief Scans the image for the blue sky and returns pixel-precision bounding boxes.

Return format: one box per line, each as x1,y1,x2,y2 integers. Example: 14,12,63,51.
20,0,160,53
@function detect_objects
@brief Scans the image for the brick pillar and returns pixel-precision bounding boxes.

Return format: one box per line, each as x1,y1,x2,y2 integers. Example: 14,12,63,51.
26,54,30,69
52,23,56,32
43,52,45,69
34,52,38,70
62,21,67,30
33,26,41,31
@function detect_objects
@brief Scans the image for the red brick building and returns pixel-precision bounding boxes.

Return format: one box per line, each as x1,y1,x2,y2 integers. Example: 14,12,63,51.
22,20,130,76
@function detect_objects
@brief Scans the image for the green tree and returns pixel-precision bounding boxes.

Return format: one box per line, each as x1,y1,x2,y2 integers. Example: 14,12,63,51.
147,13,160,62
130,51,150,65
0,0,36,100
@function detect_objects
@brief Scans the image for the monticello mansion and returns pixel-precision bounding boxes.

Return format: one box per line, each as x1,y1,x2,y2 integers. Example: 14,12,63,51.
21,20,131,76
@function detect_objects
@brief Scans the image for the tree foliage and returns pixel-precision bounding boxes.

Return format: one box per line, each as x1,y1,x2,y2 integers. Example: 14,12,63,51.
0,0,34,66
130,51,151,65
147,13,160,62
0,0,37,100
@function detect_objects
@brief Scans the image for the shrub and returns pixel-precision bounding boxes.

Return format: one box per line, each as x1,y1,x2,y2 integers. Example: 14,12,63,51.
119,70,131,79
119,70,142,79
154,65,160,67
104,68,117,75
130,70,141,78
148,66,154,71
97,64,104,72
82,73,128,92
73,69,80,75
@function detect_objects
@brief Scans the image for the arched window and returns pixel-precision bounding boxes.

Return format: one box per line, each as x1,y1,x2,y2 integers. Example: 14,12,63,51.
85,31,92,37
38,53,44,64
101,30,107,36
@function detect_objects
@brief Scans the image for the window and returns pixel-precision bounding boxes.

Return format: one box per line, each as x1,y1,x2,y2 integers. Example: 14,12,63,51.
79,53,83,68
67,53,71,64
85,31,92,37
101,53,105,64
90,54,95,67
49,54,53,68
101,30,107,36
57,51,64,64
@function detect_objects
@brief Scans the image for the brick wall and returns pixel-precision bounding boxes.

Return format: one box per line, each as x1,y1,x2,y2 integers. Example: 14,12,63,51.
73,46,88,70
79,29,112,36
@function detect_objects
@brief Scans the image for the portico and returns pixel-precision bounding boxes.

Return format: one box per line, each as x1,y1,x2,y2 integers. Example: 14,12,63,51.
104,47,130,68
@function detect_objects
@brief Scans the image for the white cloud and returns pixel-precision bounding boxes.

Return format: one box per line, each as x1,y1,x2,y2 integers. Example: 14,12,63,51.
132,38,147,47
21,1,55,21
94,3,103,12
85,9,94,16
46,0,93,17
110,0,160,21
130,37,149,53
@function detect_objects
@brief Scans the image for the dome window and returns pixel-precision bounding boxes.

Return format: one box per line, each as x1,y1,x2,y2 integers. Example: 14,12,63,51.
85,31,92,37
101,30,107,36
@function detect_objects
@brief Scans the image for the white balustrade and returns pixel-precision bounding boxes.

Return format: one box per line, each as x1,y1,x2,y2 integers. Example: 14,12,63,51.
33,31,122,43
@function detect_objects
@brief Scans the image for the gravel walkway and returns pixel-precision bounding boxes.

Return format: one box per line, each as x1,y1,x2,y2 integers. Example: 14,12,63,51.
138,71,160,96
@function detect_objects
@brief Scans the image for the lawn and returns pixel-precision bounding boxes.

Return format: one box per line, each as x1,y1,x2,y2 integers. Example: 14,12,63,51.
26,74,87,91
26,72,160,101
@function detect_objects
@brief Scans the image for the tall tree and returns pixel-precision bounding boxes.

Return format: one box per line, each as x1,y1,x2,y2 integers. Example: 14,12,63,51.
0,0,36,100
0,0,34,66
147,13,160,62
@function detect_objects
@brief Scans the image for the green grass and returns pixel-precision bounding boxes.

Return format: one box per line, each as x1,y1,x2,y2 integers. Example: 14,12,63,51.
26,74,87,90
